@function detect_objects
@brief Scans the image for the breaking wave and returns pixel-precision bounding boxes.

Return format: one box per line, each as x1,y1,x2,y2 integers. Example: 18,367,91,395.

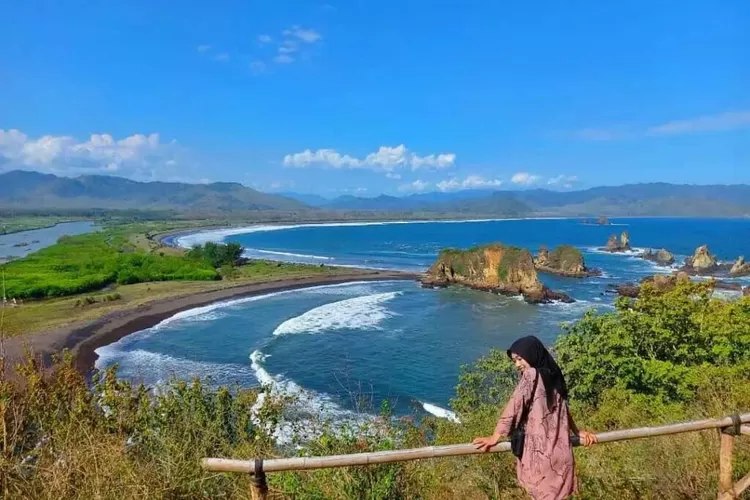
421,402,461,423
94,348,257,388
272,292,401,336
245,249,334,261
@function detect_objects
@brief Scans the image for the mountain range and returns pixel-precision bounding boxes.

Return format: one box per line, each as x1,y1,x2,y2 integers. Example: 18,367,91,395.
1,170,749,217
0,170,305,212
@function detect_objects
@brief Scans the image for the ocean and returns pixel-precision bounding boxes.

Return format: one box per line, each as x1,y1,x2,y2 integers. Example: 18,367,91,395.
96,217,750,423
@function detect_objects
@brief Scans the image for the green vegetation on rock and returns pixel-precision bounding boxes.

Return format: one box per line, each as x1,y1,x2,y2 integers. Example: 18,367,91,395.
546,245,584,270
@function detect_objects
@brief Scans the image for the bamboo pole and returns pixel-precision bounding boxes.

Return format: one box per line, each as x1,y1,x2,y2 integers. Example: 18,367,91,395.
202,412,750,474
741,425,750,436
719,470,750,500
718,433,734,499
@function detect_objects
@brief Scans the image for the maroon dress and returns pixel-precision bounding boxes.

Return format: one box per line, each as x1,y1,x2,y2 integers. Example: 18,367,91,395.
494,367,577,500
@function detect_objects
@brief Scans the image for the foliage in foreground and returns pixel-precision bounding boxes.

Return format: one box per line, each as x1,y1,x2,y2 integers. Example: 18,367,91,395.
2,282,750,499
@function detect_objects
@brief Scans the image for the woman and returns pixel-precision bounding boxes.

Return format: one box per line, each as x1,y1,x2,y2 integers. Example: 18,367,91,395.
472,336,597,500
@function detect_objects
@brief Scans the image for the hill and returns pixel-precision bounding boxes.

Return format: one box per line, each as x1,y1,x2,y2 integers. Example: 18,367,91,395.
311,183,750,217
0,170,306,212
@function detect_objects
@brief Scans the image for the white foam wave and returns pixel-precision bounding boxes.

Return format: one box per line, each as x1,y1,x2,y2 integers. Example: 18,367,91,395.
246,249,333,260
249,350,373,445
585,246,647,256
94,348,257,388
174,218,572,249
97,281,395,349
273,292,401,336
421,402,461,423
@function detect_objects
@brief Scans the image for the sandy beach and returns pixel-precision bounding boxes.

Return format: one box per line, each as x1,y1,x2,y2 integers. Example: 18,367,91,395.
3,270,418,380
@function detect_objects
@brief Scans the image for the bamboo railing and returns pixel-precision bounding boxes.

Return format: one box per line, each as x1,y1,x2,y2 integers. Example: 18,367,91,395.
202,412,750,499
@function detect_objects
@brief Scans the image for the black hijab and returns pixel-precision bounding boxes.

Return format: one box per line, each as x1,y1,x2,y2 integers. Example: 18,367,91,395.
507,336,568,408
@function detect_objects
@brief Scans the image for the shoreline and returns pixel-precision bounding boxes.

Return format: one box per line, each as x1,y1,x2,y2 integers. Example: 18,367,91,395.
4,270,418,381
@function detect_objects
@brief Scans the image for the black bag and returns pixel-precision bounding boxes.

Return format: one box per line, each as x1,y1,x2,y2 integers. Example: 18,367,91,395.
509,373,539,459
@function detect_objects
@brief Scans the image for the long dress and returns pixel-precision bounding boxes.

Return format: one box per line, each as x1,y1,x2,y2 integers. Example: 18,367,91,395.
494,367,577,500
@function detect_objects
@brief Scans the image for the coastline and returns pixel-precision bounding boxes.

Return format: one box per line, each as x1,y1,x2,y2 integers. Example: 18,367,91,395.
3,270,418,381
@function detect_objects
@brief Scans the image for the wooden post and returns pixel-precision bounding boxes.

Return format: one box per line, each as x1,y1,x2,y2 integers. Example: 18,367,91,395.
718,432,735,499
249,460,268,500
249,474,268,500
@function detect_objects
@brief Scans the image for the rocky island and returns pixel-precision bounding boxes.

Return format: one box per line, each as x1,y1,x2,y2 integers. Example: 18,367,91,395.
534,245,601,277
600,231,631,252
640,248,675,266
581,216,611,226
609,272,743,298
730,256,750,277
422,244,573,304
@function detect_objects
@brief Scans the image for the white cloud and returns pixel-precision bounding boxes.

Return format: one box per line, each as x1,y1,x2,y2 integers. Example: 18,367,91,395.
283,144,456,171
283,26,322,44
398,180,430,192
385,172,401,180
547,175,578,188
436,175,503,192
258,34,272,44
0,129,185,181
214,53,230,62
647,110,750,136
283,148,360,168
572,110,750,141
197,44,212,53
273,54,295,64
511,172,541,185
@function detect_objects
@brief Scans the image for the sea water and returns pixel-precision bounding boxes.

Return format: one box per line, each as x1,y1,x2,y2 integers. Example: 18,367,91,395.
99,218,750,422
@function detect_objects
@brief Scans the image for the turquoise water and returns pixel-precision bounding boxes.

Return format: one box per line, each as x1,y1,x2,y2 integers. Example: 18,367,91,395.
98,218,750,422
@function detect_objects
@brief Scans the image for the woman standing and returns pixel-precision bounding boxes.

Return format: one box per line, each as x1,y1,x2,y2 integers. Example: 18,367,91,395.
472,336,597,500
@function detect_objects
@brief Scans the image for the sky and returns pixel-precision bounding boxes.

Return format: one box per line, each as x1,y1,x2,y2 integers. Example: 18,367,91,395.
0,1,748,197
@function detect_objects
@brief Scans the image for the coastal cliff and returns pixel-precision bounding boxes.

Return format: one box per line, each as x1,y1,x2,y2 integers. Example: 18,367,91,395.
534,245,601,277
422,244,573,303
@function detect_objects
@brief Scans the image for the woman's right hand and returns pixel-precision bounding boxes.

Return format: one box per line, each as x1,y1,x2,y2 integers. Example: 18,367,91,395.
472,433,502,452
578,430,598,447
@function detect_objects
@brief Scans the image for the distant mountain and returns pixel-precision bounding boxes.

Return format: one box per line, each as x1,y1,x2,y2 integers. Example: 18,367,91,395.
278,192,330,207
0,170,307,212
3,171,748,217
312,183,750,217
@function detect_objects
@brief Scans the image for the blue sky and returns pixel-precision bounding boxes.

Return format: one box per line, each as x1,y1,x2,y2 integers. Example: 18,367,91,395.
0,1,747,196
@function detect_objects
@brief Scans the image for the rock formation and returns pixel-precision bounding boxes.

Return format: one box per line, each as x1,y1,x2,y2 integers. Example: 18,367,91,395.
601,231,631,252
610,271,741,298
422,244,573,304
682,245,719,274
534,245,601,277
744,287,750,298
640,248,675,266
729,256,750,277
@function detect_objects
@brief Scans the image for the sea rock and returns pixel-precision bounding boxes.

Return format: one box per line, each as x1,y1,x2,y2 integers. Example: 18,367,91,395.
601,232,631,253
729,256,750,277
683,245,718,274
641,248,675,266
422,244,573,304
612,271,737,298
534,245,601,278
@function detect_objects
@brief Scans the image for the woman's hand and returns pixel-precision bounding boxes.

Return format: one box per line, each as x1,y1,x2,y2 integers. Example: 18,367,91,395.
472,433,502,452
578,430,598,447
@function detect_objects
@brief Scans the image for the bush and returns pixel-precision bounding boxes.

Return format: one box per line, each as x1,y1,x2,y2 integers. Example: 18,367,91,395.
187,242,244,268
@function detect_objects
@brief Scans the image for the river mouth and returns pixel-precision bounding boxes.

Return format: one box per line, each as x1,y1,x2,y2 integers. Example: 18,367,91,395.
0,221,98,262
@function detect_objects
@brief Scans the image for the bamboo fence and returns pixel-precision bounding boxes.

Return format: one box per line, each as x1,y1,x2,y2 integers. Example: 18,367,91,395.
202,412,750,499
